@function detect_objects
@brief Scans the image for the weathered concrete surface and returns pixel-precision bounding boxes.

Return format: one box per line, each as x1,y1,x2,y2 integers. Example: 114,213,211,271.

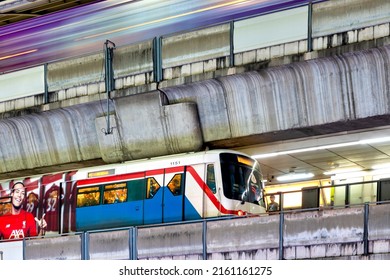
88,230,131,260
47,41,154,92
368,203,390,241
162,79,231,142
0,101,105,176
284,208,364,246
25,235,82,260
98,91,203,162
162,24,230,69
164,44,390,147
0,91,203,179
312,0,390,37
206,215,280,253
137,223,204,259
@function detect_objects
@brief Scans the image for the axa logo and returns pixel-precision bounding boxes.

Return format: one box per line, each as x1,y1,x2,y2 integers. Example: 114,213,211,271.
9,229,25,239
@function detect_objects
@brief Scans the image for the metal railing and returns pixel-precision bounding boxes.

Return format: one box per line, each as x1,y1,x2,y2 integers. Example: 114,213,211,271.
265,179,386,212
2,179,390,260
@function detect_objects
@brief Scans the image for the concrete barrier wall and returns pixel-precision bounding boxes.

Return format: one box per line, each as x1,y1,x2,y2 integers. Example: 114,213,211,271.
284,208,364,246
312,0,390,37
0,240,23,260
48,52,105,92
114,41,154,78
137,223,204,260
47,40,154,92
0,66,45,102
4,204,390,260
89,230,130,260
162,24,230,69
234,6,308,53
368,203,390,240
25,234,82,260
207,216,279,252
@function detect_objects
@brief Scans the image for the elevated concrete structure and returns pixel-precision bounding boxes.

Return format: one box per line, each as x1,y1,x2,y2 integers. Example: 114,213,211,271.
1,42,389,180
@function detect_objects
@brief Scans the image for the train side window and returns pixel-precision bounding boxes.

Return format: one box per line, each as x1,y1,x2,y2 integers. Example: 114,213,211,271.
77,186,101,207
103,182,127,204
206,164,216,193
167,174,182,195
146,178,160,199
128,179,146,201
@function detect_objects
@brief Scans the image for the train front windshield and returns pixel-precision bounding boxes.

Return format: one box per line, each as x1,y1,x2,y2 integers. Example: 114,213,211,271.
220,153,265,208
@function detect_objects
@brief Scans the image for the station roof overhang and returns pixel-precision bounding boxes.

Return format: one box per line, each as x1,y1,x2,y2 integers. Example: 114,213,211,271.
236,125,390,186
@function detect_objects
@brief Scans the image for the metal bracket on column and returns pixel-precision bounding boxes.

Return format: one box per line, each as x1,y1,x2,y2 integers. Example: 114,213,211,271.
307,1,313,52
153,36,162,83
230,21,235,67
103,40,116,135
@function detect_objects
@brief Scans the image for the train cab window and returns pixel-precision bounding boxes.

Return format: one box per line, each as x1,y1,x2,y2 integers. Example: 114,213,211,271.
206,164,216,193
77,186,101,207
220,153,264,205
103,182,127,204
167,174,183,196
146,178,160,199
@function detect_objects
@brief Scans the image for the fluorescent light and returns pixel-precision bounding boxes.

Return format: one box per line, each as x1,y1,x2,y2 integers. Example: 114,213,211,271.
359,137,390,144
372,163,390,170
276,172,314,182
323,167,362,175
331,171,367,180
253,142,358,159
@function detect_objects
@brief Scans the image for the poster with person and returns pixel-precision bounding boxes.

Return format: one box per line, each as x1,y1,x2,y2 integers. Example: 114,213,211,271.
0,182,46,240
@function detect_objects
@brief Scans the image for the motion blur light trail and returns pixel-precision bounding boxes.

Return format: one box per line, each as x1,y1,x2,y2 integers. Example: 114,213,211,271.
0,0,314,73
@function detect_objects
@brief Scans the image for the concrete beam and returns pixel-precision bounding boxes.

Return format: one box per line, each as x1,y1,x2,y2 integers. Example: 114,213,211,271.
0,91,203,179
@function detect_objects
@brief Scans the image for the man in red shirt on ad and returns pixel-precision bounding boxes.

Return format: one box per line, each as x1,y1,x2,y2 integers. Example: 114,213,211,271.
0,182,47,240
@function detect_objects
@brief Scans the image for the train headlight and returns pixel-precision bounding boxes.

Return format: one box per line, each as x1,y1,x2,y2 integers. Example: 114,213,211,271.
237,210,246,216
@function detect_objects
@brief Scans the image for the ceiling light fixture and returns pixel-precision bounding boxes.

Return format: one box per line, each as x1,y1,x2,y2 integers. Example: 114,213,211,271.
372,163,390,170
323,167,363,175
276,172,314,182
331,171,367,180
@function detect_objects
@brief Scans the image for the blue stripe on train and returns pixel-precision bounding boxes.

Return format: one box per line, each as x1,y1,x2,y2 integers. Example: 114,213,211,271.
76,187,202,231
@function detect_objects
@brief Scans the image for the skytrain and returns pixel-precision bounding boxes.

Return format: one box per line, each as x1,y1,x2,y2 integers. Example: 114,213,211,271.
0,149,266,238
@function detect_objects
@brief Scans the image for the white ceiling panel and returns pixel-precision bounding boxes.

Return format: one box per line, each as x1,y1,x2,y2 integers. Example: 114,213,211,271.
237,126,390,186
